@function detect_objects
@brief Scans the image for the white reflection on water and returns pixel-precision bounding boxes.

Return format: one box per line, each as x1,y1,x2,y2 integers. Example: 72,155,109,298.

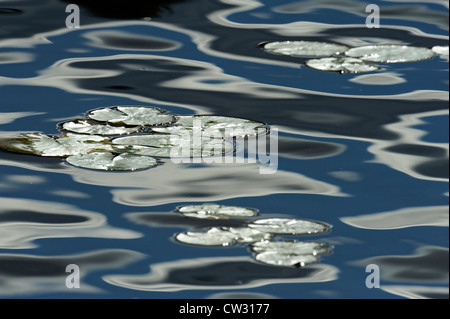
103,256,338,292
0,197,141,249
381,285,449,299
0,111,45,126
341,205,449,229
0,249,144,296
369,109,449,182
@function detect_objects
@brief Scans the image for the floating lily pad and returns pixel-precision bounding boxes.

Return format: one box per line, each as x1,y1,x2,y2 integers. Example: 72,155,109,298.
306,57,380,73
60,119,140,136
250,241,332,255
151,115,268,139
177,204,258,219
345,44,435,63
87,106,175,126
248,218,330,235
66,152,158,171
224,227,272,243
174,228,237,247
112,134,234,158
254,250,319,267
262,41,349,57
0,132,113,157
432,45,449,56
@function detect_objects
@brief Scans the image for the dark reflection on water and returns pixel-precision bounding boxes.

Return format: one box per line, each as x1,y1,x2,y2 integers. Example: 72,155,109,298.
104,256,338,292
0,0,448,299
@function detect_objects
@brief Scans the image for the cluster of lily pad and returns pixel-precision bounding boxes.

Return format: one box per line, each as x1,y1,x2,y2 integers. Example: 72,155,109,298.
173,203,332,267
0,106,268,171
261,41,449,73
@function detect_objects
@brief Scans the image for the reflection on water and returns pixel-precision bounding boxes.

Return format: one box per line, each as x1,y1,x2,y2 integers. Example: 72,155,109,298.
103,256,338,292
0,0,448,298
0,249,144,295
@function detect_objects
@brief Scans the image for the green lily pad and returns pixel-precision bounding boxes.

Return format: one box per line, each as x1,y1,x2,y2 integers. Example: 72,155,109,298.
66,152,158,171
87,106,175,126
262,41,349,57
0,132,113,157
112,134,235,158
248,218,330,235
151,115,268,139
60,119,140,135
345,44,435,63
306,57,380,73
177,204,258,219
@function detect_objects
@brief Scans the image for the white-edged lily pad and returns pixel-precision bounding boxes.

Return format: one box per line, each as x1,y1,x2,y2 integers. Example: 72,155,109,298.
174,228,237,247
60,119,140,136
248,218,330,235
345,44,435,63
87,106,175,126
0,132,113,157
250,241,332,255
112,134,235,158
306,57,380,73
151,115,268,139
66,152,158,171
254,250,319,267
262,41,349,57
224,227,272,243
177,204,258,219
432,45,449,56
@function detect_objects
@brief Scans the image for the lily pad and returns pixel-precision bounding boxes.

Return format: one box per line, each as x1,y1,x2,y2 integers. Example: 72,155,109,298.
66,152,158,171
151,115,268,139
432,45,449,56
262,41,349,57
306,57,380,73
223,227,272,243
87,106,175,126
60,119,141,136
112,134,235,158
177,204,258,219
345,44,435,63
0,132,113,157
174,228,237,247
250,241,332,255
248,218,330,235
254,250,319,267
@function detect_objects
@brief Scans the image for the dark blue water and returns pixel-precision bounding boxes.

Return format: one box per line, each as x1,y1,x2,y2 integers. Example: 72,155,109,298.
0,0,448,299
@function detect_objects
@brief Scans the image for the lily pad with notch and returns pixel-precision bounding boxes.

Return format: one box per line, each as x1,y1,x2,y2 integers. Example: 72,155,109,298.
261,41,350,57
151,115,268,139
59,119,141,136
248,218,331,235
87,106,175,126
306,57,380,73
176,204,258,220
66,152,158,171
345,44,435,63
0,132,113,157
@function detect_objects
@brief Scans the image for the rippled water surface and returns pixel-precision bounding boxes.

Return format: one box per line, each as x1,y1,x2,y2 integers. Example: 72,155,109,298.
0,0,448,299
